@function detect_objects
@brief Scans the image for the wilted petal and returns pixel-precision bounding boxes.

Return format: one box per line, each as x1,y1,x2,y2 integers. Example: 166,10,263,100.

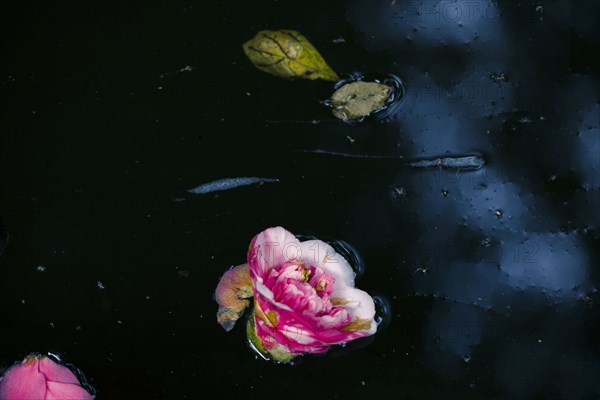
215,264,253,331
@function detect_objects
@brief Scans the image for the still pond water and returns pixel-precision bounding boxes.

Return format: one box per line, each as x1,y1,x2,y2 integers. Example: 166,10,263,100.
1,1,599,399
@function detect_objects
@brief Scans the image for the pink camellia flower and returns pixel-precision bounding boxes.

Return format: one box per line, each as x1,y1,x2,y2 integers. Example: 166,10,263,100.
0,354,94,400
216,226,377,362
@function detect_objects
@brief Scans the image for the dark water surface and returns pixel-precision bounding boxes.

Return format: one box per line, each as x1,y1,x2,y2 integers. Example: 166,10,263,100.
1,1,599,399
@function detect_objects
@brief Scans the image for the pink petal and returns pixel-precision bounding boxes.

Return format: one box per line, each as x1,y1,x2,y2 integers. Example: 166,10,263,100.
298,240,355,291
330,287,377,335
248,227,300,280
0,357,46,400
38,357,80,385
315,307,350,331
45,382,93,400
0,356,93,400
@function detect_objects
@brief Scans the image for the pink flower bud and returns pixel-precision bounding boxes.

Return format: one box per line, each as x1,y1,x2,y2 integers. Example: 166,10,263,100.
0,354,93,400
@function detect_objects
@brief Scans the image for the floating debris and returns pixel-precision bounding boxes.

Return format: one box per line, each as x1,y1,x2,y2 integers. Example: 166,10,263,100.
490,73,507,83
298,150,485,171
177,270,190,278
330,81,392,120
325,74,405,123
265,119,322,125
296,149,396,159
405,155,485,170
187,177,280,195
392,186,409,201
159,65,194,79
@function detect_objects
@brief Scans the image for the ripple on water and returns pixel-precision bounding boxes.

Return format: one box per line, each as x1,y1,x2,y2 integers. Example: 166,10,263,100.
373,294,392,331
328,238,366,279
296,233,366,279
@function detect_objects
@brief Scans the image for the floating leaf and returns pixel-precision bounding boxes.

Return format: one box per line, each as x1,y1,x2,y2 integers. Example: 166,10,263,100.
246,308,295,363
242,30,339,81
330,81,392,120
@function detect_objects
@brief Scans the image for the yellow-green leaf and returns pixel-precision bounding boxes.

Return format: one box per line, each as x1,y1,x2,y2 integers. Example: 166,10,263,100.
242,29,339,81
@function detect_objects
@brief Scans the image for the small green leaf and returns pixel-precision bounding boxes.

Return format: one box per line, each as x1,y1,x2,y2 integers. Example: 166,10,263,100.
330,81,392,120
246,309,296,363
243,30,339,81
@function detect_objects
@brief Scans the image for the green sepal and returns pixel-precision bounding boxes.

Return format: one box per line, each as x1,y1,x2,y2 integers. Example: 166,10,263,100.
246,309,296,364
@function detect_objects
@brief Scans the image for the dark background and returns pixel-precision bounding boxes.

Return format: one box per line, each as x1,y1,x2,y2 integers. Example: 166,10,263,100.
1,1,599,399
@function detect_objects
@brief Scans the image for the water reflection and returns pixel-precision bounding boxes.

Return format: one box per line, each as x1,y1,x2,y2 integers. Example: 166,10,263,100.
341,0,600,397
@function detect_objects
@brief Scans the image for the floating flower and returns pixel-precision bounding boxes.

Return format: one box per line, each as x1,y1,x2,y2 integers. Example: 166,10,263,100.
0,354,94,400
216,227,377,362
